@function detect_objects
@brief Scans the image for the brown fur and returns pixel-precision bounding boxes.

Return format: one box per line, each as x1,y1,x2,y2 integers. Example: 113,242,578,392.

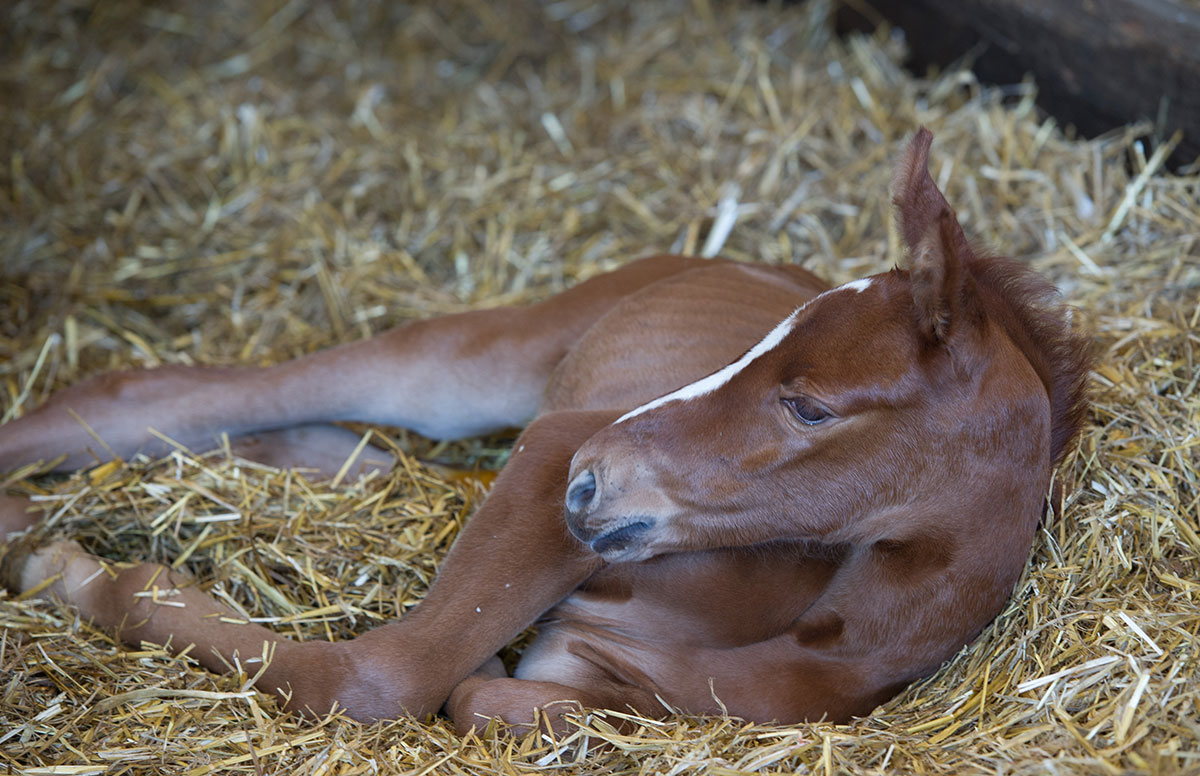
0,130,1090,734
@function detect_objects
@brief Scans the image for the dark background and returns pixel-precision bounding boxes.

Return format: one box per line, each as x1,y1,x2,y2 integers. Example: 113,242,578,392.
836,0,1200,168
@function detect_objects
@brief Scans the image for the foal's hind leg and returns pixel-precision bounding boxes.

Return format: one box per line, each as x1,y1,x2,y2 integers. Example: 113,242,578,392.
226,424,395,479
0,256,701,474
0,306,548,475
0,255,701,476
643,635,888,724
0,256,702,720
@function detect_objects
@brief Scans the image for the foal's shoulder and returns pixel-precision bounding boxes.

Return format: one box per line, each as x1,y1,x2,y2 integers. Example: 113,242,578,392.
727,261,830,297
630,258,830,306
540,259,827,414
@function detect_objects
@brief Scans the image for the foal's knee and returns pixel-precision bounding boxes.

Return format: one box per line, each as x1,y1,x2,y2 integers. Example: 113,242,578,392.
447,676,586,737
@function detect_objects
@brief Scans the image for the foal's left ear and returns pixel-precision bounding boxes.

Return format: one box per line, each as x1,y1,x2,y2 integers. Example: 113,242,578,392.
891,128,975,343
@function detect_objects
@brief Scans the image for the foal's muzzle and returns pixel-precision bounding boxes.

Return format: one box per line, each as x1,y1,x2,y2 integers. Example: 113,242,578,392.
564,468,656,559
565,469,598,515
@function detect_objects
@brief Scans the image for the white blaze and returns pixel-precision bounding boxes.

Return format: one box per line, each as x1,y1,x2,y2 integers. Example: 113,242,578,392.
839,277,874,294
615,277,875,424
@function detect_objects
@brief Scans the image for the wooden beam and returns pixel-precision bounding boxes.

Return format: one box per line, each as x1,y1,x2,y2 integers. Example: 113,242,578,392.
836,0,1200,167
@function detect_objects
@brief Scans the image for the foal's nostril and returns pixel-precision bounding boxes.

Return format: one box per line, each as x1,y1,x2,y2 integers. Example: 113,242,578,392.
565,469,598,515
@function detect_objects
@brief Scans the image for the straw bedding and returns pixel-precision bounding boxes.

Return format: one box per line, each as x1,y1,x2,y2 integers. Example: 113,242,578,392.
2,1,1197,773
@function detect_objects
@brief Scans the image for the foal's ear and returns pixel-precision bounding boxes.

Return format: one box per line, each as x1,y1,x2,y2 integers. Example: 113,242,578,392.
891,128,974,343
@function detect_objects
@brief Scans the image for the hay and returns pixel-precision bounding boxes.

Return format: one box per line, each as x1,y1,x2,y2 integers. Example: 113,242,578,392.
1,0,1197,773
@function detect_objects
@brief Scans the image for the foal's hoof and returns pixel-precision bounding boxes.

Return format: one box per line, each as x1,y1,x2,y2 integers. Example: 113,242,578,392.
1,538,92,600
0,494,42,540
0,529,44,594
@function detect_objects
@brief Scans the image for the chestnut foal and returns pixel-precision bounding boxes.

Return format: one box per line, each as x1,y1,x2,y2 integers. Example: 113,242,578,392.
0,130,1089,733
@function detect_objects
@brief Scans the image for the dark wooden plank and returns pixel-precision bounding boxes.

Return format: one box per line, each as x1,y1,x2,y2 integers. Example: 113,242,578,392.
836,0,1200,167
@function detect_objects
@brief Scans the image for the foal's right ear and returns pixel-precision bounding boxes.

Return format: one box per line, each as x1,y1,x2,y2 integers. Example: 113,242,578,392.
891,128,974,343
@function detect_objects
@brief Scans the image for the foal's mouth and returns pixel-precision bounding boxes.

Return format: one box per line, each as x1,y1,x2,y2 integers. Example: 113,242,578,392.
567,516,657,561
590,519,655,557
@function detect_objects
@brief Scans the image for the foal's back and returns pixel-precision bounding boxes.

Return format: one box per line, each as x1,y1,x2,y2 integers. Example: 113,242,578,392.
542,261,828,414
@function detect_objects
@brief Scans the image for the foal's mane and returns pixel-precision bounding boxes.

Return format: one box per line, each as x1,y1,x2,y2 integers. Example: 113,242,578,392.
966,254,1092,466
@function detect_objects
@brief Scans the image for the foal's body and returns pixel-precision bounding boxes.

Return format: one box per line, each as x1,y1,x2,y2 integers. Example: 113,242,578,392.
0,131,1089,732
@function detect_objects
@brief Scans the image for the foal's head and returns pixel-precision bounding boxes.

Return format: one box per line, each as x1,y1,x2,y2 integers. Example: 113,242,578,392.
565,130,1090,580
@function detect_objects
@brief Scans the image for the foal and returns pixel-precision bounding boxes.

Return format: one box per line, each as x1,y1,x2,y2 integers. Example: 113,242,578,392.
0,130,1089,732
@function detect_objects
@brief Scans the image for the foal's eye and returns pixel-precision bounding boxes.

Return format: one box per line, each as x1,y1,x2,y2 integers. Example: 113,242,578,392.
782,396,831,426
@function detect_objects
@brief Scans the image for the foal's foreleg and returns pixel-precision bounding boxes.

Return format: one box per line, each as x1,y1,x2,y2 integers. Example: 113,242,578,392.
5,410,617,722
445,662,662,736
6,538,298,678
446,676,619,737
1,494,41,540
266,410,619,720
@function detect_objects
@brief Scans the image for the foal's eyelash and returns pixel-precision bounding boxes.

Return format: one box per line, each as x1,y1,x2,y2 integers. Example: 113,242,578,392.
782,396,831,425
